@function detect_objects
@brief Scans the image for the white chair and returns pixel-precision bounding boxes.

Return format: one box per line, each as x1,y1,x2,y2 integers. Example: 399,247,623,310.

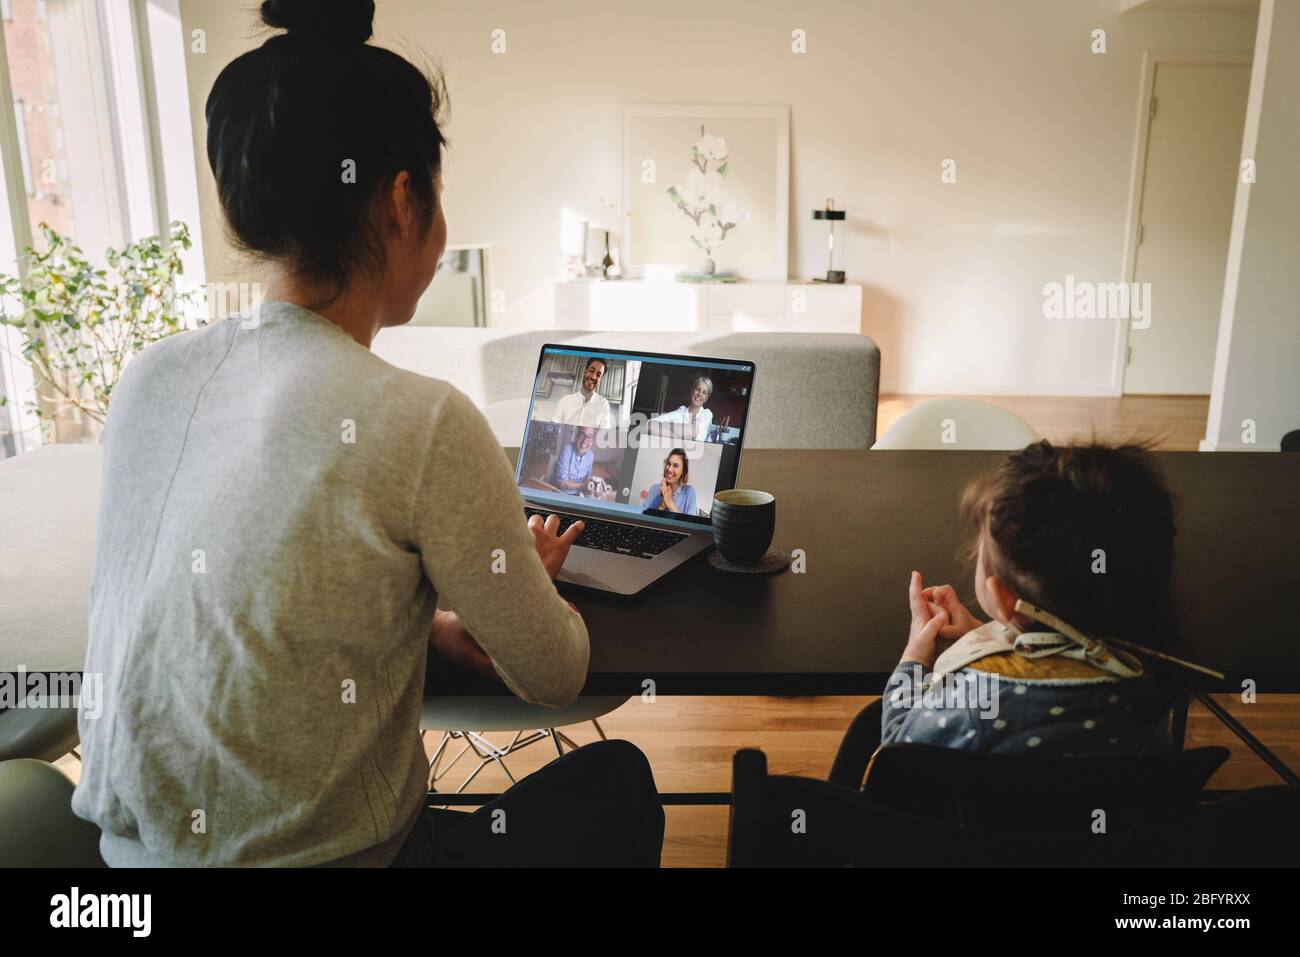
421,696,629,796
872,399,1040,451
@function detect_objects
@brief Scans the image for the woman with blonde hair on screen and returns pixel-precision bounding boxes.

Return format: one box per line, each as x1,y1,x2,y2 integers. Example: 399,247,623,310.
650,374,714,442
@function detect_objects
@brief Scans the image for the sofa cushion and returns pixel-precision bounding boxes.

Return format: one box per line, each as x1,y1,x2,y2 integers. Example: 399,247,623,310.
372,328,881,449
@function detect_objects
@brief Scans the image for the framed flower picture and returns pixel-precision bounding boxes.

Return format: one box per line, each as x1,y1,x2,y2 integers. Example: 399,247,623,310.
621,105,789,281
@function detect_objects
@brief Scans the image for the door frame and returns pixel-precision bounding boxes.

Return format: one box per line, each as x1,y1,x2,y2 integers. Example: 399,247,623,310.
1116,51,1252,395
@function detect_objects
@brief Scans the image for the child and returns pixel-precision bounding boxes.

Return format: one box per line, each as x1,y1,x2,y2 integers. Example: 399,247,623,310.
883,440,1178,755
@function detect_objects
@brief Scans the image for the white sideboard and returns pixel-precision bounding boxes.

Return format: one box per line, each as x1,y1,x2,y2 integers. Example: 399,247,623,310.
554,279,862,334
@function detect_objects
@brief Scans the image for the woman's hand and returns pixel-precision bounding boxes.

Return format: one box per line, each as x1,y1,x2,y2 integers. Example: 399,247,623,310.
528,513,584,579
921,583,983,639
429,610,499,680
902,570,948,669
659,480,678,512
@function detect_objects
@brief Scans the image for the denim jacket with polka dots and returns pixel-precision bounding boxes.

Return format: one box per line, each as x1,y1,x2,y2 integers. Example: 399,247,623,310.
881,660,1172,755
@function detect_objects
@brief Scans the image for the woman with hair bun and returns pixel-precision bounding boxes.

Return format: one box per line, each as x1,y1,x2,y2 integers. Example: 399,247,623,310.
72,0,662,868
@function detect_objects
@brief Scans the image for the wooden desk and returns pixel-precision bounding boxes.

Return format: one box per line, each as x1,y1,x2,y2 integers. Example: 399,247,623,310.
6,446,1298,699
0,444,100,672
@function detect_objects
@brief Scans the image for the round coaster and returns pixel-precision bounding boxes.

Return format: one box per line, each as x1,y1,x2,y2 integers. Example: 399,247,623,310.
707,548,790,575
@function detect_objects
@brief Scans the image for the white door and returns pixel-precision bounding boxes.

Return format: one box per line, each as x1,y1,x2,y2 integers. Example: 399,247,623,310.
1125,63,1250,395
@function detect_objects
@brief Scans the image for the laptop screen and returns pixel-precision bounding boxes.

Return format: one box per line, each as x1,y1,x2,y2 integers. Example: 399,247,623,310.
515,345,756,529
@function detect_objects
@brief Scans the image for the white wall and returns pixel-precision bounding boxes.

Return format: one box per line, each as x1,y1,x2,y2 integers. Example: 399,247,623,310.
1203,0,1300,451
177,0,1257,394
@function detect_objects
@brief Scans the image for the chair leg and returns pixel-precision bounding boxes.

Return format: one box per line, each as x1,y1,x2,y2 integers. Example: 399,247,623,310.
1171,692,1189,752
488,731,523,786
456,736,497,793
434,730,533,794
431,735,474,786
427,716,617,796
828,698,884,790
512,730,549,750
464,731,508,758
426,732,452,785
453,757,492,794
1195,692,1300,787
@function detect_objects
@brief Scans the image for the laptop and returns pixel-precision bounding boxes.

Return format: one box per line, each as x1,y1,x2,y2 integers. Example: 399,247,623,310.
514,344,756,596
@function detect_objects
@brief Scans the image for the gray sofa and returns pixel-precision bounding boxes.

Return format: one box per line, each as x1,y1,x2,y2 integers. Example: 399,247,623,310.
372,328,881,449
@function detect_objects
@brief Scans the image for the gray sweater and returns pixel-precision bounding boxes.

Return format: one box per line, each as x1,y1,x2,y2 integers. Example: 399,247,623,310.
72,302,589,866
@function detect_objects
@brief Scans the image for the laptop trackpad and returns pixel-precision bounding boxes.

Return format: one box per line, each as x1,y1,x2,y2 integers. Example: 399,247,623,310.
558,535,707,595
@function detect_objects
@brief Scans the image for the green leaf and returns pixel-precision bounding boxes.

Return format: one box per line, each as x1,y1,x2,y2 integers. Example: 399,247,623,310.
0,221,195,415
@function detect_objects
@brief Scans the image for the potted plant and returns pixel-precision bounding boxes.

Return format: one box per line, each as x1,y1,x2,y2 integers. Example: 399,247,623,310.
0,221,195,439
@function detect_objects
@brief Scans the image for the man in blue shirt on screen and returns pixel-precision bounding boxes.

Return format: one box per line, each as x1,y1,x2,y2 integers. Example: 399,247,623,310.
553,427,596,495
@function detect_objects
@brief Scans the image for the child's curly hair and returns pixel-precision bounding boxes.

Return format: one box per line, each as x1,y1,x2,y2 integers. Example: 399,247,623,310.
960,440,1177,649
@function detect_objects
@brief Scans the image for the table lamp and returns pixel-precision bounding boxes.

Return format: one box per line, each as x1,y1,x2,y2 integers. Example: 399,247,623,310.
812,199,846,283
586,224,621,279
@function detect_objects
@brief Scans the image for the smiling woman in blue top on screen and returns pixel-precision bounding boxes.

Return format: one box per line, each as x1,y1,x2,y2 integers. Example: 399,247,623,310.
642,448,698,516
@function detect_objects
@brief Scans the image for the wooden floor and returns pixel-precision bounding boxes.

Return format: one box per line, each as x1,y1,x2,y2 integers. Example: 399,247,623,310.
55,394,1297,867
418,692,1298,868
877,393,1211,451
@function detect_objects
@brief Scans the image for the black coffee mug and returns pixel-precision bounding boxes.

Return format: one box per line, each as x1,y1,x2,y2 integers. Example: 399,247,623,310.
710,489,775,564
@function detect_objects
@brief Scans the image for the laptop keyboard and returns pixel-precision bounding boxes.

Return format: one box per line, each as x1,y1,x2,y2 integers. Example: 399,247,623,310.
524,507,688,560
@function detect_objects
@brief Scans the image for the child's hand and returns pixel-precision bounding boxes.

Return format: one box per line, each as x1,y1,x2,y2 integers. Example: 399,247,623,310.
903,570,948,668
922,583,983,639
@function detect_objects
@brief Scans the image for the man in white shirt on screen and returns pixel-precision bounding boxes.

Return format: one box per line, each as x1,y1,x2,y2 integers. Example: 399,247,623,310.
551,356,614,428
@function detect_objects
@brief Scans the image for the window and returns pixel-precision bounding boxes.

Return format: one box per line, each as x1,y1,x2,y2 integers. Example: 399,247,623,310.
0,0,204,458
5,0,129,259
0,106,32,453
10,98,29,193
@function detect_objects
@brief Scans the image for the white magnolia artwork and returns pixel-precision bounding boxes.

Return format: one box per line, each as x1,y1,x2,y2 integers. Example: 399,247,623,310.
622,105,790,280
666,127,751,273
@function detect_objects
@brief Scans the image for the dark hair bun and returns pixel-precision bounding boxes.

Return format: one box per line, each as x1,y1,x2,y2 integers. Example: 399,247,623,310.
261,0,375,45
209,0,444,300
